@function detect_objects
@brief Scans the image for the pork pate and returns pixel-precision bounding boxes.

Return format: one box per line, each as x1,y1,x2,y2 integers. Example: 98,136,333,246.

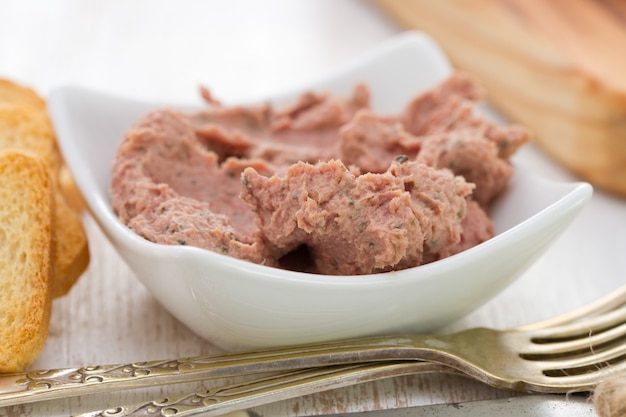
110,72,530,275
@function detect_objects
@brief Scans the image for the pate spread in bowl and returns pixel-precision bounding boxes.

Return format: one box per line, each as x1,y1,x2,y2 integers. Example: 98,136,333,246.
49,32,592,350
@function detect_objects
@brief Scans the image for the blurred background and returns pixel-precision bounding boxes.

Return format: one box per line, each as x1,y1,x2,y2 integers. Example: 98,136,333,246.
0,1,399,103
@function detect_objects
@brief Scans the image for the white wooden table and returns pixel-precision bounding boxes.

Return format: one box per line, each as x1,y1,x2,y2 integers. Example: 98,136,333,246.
1,1,625,415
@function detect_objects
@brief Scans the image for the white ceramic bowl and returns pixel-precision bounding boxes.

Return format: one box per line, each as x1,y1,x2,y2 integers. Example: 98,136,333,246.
49,32,592,350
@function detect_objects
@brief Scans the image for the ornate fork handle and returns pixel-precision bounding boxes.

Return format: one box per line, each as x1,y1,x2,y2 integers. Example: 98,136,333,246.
77,361,454,417
0,335,439,407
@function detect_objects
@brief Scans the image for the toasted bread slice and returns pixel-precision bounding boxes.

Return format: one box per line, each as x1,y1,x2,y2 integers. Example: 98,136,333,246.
0,105,61,172
52,190,90,297
0,79,90,298
0,150,53,372
59,164,86,212
0,79,46,110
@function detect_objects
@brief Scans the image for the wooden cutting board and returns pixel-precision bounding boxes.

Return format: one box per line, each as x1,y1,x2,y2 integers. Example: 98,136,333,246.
374,0,626,196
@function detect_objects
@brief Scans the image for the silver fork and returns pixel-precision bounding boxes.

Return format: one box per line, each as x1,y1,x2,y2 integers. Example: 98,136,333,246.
3,285,626,414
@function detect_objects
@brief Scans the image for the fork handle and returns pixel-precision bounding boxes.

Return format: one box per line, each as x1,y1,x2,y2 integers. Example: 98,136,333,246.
75,361,453,417
0,335,425,407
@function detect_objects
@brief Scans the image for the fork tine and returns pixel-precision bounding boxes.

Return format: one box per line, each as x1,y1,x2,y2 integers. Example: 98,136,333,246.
535,341,626,377
523,361,626,392
521,322,626,357
516,302,626,360
525,304,626,342
516,285,626,331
